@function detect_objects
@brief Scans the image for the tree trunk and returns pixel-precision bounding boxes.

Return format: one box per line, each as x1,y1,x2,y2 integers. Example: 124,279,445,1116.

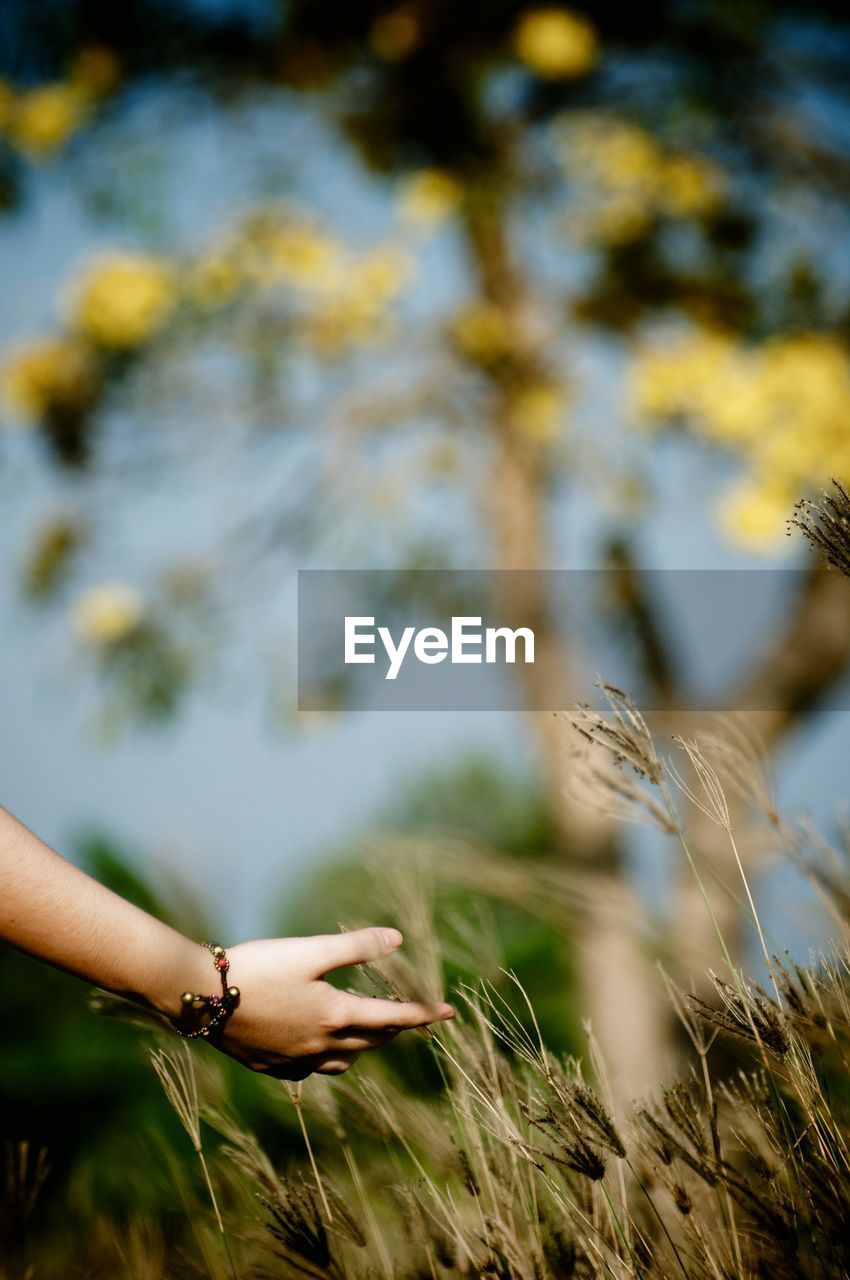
461,194,666,1097
485,426,665,1096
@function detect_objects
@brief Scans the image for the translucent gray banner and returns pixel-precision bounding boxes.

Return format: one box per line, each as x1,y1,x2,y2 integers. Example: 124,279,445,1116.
297,569,850,712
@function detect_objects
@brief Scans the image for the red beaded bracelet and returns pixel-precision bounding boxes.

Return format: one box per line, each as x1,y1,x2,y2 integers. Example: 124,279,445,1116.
173,941,240,1040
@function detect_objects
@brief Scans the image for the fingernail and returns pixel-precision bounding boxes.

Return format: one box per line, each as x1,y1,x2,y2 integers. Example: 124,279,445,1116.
439,1004,455,1019
381,927,403,949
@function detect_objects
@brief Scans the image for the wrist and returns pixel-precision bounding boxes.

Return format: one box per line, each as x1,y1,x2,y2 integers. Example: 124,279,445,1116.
143,932,213,1023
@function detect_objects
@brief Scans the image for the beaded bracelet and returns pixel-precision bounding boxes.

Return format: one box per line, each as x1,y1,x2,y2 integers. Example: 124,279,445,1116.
173,941,240,1040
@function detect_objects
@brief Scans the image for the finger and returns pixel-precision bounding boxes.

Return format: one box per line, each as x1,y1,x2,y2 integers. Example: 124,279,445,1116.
328,1027,400,1052
338,993,455,1032
316,1052,360,1076
309,927,403,976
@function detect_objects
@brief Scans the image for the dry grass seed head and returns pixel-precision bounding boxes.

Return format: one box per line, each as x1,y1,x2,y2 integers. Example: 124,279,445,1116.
565,682,664,785
690,977,790,1057
254,1173,361,1277
788,479,850,578
696,716,779,827
150,1045,201,1152
564,746,677,835
667,737,731,831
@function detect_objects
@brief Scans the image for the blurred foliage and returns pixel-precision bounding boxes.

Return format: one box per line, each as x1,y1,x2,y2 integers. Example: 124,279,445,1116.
0,1,849,717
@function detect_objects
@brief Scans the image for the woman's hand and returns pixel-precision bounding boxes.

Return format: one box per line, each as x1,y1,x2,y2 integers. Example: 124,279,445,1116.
213,927,454,1078
0,807,448,1082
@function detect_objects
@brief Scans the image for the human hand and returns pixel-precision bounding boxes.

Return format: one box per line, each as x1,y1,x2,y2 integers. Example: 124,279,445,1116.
213,927,454,1078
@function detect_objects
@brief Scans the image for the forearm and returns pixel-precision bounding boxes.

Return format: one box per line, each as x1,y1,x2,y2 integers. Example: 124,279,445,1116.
0,805,208,1019
0,805,454,1080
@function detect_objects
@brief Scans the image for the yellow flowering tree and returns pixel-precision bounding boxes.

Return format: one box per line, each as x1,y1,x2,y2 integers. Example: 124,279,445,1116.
631,330,850,548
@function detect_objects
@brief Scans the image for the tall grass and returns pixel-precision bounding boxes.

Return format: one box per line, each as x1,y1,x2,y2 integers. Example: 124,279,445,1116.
50,695,842,1279
6,690,850,1276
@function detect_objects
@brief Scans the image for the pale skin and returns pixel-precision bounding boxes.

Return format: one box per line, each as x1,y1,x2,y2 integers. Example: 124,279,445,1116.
0,805,454,1078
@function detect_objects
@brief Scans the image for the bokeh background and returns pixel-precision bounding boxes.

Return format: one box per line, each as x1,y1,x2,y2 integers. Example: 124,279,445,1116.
1,0,850,1269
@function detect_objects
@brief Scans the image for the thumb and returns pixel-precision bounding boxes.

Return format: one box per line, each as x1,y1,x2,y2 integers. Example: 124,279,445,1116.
310,926,403,976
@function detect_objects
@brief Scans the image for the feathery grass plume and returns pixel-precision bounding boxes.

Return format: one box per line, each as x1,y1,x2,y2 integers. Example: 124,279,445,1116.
391,1183,455,1277
570,1082,626,1158
366,850,445,1001
225,1124,366,1270
335,909,438,1049
635,1102,718,1187
151,1045,202,1152
564,682,676,835
694,715,780,828
520,1099,607,1181
151,1044,237,1276
569,688,753,1008
284,1079,336,1226
567,681,664,783
255,1178,341,1278
565,743,678,834
788,478,850,577
667,737,731,831
670,734,780,1003
690,976,789,1057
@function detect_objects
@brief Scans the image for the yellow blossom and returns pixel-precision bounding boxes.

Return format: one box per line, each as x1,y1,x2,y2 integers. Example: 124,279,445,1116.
302,246,413,356
568,118,662,194
262,224,344,291
450,301,514,364
514,8,598,80
0,80,14,131
560,116,726,242
72,582,144,646
305,292,390,356
371,7,421,60
631,326,850,551
2,335,99,423
9,83,87,157
350,246,413,300
630,329,764,445
303,297,381,357
398,169,462,227
71,253,177,349
718,478,796,552
302,243,414,355
513,382,565,440
69,46,121,98
660,154,725,218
